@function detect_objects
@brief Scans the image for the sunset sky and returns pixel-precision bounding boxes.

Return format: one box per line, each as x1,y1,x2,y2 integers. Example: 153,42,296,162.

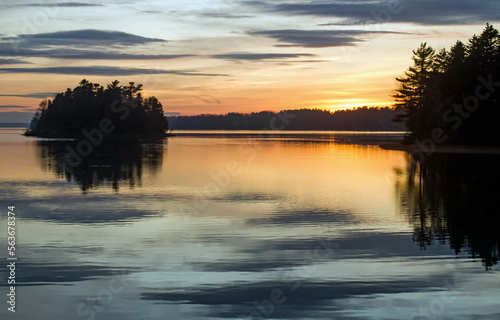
0,0,499,122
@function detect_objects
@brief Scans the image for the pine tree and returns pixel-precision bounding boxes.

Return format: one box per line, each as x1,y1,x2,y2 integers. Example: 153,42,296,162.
461,24,500,144
393,43,435,141
26,80,169,138
393,24,500,145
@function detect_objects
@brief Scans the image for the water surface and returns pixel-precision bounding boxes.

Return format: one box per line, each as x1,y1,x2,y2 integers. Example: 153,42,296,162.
0,128,499,320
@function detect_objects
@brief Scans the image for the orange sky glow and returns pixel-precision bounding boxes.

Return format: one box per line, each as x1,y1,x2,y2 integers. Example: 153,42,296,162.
0,1,498,122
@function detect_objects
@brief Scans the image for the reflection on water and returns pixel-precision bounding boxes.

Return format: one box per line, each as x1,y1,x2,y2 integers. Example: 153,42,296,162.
397,153,500,269
36,139,164,192
1,129,500,320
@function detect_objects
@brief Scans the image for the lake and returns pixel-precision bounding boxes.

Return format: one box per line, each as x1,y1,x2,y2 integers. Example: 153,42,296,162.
0,128,499,320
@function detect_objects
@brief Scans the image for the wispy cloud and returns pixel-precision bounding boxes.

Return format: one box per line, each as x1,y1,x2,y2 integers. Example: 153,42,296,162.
0,58,28,65
142,10,163,14
0,66,228,76
196,95,221,104
250,29,408,48
4,29,166,47
211,52,316,61
201,12,253,19
21,2,104,7
247,0,500,26
0,30,184,61
0,45,194,60
0,92,56,99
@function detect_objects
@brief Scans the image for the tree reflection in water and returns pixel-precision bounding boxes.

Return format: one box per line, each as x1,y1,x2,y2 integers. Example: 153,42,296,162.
396,153,500,270
36,139,164,193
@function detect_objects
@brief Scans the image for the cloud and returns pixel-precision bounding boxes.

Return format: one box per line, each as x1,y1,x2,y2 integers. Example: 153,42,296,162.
0,66,228,76
164,112,181,116
196,95,221,104
248,0,500,26
250,29,407,47
0,92,56,98
291,59,330,63
0,30,188,61
201,12,253,19
317,20,373,27
0,46,194,60
4,29,166,48
211,52,316,60
0,58,28,65
21,2,104,7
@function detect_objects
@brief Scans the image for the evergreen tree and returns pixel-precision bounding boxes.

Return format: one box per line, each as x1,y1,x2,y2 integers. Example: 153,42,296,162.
393,43,435,141
394,24,500,145
460,24,500,144
26,80,169,138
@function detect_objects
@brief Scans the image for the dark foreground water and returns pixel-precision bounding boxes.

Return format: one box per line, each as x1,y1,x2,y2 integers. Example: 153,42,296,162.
0,128,499,320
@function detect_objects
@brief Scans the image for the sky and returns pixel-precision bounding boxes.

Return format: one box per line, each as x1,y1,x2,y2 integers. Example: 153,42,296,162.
0,0,499,122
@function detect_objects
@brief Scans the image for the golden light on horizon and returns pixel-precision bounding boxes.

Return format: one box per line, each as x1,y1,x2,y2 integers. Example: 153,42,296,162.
326,98,396,112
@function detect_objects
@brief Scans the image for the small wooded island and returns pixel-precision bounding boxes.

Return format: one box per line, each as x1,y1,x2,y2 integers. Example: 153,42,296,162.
25,79,169,138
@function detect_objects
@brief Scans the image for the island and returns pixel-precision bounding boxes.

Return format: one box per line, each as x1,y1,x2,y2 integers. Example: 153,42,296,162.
25,79,170,139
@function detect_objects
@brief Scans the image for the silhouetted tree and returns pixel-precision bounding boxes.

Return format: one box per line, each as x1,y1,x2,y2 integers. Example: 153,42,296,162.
394,24,500,145
26,79,169,138
168,107,406,131
393,43,435,141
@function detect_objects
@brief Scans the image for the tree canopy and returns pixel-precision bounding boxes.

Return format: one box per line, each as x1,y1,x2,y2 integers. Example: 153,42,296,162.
394,24,500,145
26,79,169,138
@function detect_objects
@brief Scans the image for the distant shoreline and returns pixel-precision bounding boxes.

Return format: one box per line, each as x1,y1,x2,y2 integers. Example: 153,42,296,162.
22,131,174,139
379,143,500,154
0,125,407,133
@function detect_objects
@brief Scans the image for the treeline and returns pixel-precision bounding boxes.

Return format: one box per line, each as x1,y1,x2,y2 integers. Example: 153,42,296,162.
168,107,405,131
26,79,169,138
394,24,500,145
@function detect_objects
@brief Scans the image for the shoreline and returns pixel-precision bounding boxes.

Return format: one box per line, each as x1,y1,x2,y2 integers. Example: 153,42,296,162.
379,143,500,154
22,133,175,140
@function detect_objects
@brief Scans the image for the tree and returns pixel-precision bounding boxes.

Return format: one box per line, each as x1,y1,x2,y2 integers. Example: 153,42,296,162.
26,80,169,138
460,24,500,144
393,42,435,141
393,24,500,145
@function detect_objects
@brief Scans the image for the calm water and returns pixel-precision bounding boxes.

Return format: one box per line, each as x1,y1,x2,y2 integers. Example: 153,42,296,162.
0,128,499,320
